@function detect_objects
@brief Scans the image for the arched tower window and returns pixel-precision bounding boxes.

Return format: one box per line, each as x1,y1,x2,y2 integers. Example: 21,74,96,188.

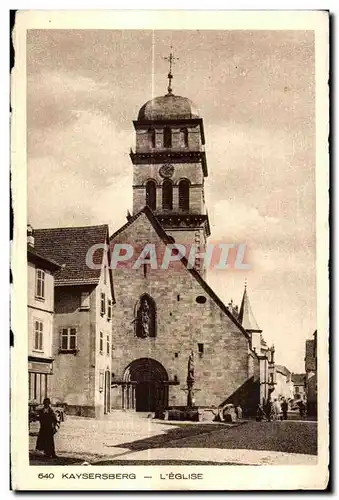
145,180,157,210
148,128,156,148
135,294,156,338
180,128,189,147
163,127,172,148
179,179,190,211
162,179,173,210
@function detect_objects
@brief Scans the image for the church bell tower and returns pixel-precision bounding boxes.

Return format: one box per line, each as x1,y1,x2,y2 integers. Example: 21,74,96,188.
130,50,210,274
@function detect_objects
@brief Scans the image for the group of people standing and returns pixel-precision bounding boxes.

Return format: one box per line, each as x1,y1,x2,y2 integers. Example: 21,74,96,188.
257,397,292,422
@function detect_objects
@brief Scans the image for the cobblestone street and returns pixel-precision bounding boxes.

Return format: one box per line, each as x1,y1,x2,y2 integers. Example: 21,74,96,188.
29,412,317,466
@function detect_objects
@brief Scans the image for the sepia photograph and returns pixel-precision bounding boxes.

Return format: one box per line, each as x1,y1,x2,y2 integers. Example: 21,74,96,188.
11,10,329,491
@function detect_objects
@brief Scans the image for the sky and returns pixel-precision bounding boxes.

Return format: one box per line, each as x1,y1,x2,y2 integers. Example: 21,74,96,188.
27,29,316,372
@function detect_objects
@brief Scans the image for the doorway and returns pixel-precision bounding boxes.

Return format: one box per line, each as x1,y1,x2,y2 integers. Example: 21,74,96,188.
123,358,168,412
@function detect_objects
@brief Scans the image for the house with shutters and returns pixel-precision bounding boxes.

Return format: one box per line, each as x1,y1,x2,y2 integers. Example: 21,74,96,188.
34,224,115,418
27,225,61,403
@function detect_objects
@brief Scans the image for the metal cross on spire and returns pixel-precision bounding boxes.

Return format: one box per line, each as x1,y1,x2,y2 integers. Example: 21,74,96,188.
163,46,179,95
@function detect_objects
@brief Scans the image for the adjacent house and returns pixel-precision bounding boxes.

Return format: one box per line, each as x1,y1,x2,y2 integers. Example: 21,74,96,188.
34,224,115,418
292,373,306,403
27,225,61,403
272,364,294,401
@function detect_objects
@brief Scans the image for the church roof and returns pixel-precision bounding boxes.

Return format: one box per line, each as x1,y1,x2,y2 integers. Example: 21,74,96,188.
110,205,253,345
238,286,262,332
138,94,200,121
33,224,111,288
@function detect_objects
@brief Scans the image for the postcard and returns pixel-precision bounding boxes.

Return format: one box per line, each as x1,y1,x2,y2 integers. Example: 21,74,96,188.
11,9,329,490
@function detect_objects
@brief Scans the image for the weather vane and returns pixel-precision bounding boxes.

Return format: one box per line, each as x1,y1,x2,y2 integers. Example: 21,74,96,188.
163,46,179,95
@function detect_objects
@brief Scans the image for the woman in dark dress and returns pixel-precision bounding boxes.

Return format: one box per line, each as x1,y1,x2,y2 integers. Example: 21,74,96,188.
36,398,57,458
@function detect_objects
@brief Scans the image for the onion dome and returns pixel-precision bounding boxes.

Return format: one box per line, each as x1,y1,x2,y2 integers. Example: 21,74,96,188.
138,94,200,121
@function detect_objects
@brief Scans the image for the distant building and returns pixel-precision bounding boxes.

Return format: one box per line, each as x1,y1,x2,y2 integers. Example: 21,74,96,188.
305,330,317,416
291,373,306,403
237,285,276,406
27,225,61,403
34,225,115,418
272,365,294,401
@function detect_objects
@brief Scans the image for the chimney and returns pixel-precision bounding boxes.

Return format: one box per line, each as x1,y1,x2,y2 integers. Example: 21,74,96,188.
27,224,34,247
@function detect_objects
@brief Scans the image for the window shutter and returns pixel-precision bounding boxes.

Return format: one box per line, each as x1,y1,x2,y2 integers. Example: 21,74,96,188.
80,292,90,310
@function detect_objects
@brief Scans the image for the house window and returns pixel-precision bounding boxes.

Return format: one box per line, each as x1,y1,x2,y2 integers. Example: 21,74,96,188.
295,386,299,394
35,269,45,299
180,128,189,147
99,331,104,354
101,293,106,315
107,299,112,320
80,292,90,310
163,127,172,148
179,179,190,211
99,370,104,392
146,180,157,210
148,128,156,148
106,335,110,355
34,321,43,351
104,266,107,285
60,327,77,351
198,343,204,356
162,179,173,210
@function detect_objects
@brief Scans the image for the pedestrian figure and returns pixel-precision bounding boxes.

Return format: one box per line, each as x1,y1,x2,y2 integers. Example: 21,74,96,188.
36,398,58,458
281,398,288,420
235,404,243,420
298,400,306,418
265,399,273,422
272,398,281,420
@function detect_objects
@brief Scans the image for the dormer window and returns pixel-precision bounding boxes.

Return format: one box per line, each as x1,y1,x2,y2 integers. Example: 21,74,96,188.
162,179,173,210
163,127,172,148
146,180,157,210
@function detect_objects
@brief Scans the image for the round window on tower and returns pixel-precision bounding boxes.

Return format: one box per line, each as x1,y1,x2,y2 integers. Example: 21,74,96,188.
196,295,207,304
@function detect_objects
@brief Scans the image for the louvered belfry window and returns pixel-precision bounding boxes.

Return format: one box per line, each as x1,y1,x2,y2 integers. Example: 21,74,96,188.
163,127,172,148
162,179,173,210
179,179,190,211
146,180,157,210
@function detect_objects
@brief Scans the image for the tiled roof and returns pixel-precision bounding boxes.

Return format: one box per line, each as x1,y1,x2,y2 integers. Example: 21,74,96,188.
27,244,61,271
110,205,252,345
34,225,109,287
292,373,306,385
238,287,261,332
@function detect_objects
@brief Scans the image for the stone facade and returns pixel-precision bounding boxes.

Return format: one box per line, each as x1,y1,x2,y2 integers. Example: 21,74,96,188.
110,211,259,413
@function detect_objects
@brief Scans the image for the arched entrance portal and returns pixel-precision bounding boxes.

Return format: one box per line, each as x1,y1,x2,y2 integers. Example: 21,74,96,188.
123,358,169,412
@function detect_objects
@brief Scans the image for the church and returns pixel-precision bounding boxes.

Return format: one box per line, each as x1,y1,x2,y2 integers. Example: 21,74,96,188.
108,63,276,416
31,57,276,418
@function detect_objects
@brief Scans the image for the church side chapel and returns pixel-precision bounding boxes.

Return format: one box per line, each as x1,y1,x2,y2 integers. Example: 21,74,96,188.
109,51,275,416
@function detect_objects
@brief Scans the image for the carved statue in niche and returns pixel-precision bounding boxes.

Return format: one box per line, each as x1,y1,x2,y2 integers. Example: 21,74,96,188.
136,295,156,338
140,298,150,337
187,350,195,381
